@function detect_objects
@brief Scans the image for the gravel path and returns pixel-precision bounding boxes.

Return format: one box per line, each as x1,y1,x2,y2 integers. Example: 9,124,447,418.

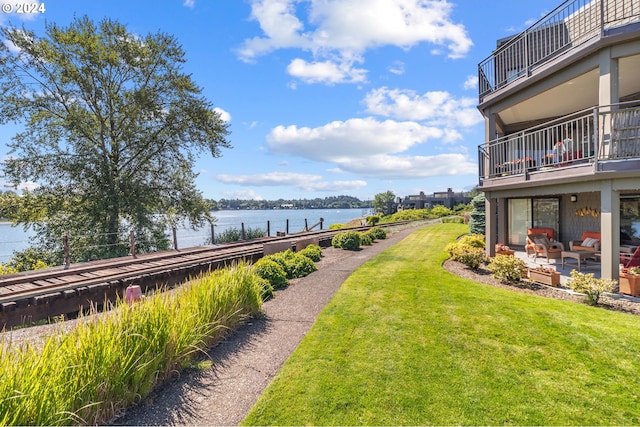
110,225,420,426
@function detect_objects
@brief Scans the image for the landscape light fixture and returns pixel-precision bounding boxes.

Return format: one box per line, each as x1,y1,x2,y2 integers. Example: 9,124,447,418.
570,195,577,202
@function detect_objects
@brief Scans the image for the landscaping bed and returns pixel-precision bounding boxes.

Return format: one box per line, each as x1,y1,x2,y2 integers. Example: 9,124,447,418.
443,259,640,316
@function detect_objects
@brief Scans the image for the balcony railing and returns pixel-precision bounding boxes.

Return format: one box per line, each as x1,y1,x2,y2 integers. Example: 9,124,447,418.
478,103,640,181
479,0,640,101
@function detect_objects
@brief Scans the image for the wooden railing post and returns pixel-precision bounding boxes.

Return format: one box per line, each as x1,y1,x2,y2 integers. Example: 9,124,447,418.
267,220,270,237
320,217,324,230
286,219,289,234
130,230,136,258
211,223,215,245
172,227,178,251
241,222,246,240
305,218,308,231
63,235,70,268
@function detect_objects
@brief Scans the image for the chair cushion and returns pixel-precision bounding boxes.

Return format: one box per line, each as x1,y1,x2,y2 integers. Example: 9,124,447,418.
581,237,599,247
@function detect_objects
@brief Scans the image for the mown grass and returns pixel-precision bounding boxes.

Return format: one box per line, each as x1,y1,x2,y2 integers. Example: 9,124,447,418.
243,223,640,426
0,263,265,426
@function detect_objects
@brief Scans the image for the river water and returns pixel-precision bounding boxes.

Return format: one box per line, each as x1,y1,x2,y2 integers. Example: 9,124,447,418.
0,208,371,263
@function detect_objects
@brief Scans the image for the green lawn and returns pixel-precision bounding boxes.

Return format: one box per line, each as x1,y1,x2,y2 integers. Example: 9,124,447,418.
243,223,640,426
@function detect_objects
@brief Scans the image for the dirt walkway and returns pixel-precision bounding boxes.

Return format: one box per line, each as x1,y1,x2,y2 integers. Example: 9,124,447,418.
111,225,420,426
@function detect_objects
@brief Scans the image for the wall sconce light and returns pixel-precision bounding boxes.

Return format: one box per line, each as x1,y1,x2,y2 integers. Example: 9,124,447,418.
570,195,578,202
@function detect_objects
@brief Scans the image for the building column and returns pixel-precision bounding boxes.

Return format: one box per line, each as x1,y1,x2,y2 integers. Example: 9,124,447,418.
599,47,619,107
600,180,620,280
485,195,497,256
598,48,620,158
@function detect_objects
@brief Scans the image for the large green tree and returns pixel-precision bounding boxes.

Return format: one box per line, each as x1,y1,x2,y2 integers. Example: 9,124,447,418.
0,17,230,262
373,190,396,215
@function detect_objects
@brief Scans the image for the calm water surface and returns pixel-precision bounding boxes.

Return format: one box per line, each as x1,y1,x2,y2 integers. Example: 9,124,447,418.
0,208,370,262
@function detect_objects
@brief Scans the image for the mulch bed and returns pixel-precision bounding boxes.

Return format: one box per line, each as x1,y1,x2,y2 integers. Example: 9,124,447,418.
443,259,640,316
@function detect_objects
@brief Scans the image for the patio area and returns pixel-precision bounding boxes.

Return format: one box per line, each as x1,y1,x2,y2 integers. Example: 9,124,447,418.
506,247,640,305
510,247,601,286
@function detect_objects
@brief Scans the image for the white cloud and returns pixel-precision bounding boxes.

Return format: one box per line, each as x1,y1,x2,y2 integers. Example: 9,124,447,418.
183,0,195,9
286,58,367,85
265,116,477,180
213,107,232,122
363,87,482,127
216,171,366,192
463,75,478,90
220,189,264,200
267,117,443,161
334,153,477,178
388,61,405,75
238,0,473,84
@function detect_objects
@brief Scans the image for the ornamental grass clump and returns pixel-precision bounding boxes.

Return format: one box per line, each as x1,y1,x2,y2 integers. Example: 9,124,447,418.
487,254,526,283
0,262,266,426
569,270,617,305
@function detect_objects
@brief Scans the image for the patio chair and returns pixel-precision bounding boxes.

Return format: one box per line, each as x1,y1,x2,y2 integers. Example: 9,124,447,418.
621,247,640,269
526,232,564,263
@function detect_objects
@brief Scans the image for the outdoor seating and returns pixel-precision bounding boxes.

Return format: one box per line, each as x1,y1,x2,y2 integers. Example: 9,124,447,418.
526,228,564,262
569,231,601,252
621,247,640,269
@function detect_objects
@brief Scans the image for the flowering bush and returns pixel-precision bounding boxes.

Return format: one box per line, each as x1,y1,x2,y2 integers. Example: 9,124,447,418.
569,270,616,305
487,254,526,283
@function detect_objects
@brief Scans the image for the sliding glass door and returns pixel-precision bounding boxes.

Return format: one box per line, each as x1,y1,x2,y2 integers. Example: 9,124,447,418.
508,198,560,245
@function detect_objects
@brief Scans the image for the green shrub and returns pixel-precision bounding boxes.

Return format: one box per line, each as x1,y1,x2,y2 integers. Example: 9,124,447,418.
446,241,486,270
332,231,361,251
298,244,322,262
458,233,485,248
216,226,266,243
359,232,373,246
328,223,344,230
569,270,617,305
253,258,288,289
430,205,453,217
265,250,317,279
367,227,387,240
487,255,526,284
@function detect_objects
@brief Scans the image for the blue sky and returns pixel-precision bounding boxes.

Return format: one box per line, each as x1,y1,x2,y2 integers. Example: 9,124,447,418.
0,0,563,201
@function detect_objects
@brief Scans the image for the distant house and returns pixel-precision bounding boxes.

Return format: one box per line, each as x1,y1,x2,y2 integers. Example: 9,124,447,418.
398,188,472,210
477,0,640,280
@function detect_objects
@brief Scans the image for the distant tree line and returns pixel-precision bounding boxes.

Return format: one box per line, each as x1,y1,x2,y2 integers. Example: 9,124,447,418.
208,195,372,211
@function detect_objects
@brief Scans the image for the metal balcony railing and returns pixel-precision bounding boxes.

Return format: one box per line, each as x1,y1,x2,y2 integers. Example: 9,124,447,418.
478,103,640,181
478,0,640,100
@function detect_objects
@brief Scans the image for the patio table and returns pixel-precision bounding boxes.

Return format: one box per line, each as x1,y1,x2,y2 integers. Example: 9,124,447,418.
561,250,594,271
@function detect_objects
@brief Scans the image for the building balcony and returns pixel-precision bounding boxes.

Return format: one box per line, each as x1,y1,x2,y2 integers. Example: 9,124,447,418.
478,0,640,103
478,103,640,189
